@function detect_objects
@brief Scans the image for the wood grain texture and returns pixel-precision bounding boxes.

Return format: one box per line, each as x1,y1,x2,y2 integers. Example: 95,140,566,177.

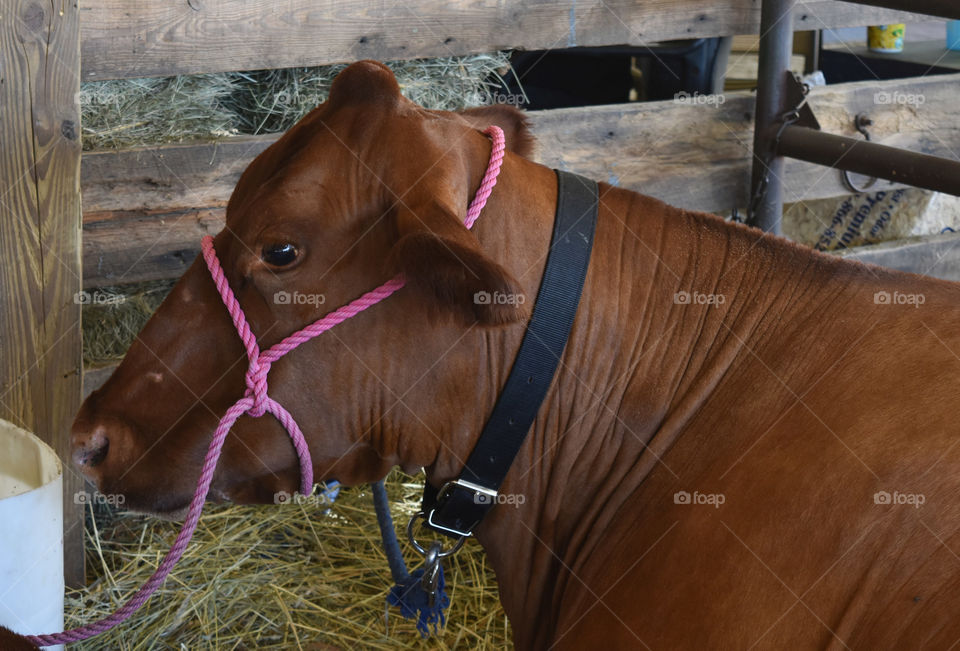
0,0,85,585
839,232,960,282
77,0,922,81
80,73,960,288
84,208,224,287
82,364,115,400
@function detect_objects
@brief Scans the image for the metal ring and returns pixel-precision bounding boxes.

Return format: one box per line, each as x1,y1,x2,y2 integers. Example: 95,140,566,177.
842,113,878,193
406,512,466,558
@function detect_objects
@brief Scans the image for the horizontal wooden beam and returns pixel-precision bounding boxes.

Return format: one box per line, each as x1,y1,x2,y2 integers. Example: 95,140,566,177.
81,136,272,215
80,73,960,288
838,232,960,282
78,0,922,81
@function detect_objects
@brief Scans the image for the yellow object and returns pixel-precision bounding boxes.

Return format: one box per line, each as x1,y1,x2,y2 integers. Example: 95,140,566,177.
868,24,905,53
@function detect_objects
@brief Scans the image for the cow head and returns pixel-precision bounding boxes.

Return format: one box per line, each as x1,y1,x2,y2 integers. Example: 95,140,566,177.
71,61,539,517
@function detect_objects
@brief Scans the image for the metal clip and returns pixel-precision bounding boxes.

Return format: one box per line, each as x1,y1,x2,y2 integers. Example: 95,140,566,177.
420,541,443,607
406,514,464,608
406,512,466,558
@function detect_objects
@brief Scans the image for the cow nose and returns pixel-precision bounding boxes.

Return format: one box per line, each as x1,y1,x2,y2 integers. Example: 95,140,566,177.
72,425,110,469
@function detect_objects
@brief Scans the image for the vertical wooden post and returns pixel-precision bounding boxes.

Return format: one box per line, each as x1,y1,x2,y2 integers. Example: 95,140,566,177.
0,0,85,586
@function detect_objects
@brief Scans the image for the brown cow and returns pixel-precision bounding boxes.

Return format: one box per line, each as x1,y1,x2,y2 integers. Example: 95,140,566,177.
72,61,960,649
0,625,39,650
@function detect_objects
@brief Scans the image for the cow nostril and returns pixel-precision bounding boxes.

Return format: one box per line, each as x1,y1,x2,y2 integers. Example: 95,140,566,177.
86,439,109,467
73,429,110,469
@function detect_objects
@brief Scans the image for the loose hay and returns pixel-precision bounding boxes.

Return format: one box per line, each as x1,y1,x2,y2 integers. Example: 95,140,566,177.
79,75,239,151
66,472,511,649
82,281,177,367
81,53,514,151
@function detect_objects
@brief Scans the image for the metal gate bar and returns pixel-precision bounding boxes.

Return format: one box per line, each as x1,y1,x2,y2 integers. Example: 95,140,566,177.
748,0,960,232
778,125,960,196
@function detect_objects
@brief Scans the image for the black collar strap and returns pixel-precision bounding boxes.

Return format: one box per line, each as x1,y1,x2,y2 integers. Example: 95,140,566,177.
421,169,599,539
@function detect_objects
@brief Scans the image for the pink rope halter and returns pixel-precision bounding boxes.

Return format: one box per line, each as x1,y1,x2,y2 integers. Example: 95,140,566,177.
25,125,504,648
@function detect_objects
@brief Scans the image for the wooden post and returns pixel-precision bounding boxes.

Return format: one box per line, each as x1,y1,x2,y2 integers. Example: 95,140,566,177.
0,0,85,586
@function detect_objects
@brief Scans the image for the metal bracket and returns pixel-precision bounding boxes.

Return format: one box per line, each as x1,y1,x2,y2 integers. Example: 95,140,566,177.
784,73,820,131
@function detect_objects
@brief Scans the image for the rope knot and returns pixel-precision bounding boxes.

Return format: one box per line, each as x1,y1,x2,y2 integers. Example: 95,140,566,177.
244,357,270,417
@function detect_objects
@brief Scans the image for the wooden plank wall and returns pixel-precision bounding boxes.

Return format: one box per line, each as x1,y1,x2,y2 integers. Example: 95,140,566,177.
78,0,920,80
0,0,85,586
80,73,960,288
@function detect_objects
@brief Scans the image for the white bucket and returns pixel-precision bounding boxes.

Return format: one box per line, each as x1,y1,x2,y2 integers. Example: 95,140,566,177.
0,418,64,649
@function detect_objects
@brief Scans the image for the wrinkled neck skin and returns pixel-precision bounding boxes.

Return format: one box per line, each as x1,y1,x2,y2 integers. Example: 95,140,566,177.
364,153,839,648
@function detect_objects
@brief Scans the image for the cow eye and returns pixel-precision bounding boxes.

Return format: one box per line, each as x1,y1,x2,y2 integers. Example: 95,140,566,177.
262,242,298,267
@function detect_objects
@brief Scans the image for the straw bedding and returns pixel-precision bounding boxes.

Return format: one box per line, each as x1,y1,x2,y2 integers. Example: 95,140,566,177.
65,473,511,649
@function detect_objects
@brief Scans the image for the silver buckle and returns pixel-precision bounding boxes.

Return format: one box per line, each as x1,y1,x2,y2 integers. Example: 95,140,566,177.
424,479,498,538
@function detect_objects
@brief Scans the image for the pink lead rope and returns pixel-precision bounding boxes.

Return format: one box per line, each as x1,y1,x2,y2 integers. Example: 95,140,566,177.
26,125,504,648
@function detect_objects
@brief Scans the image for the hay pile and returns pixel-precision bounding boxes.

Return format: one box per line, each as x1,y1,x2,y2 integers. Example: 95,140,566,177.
80,53,513,151
66,472,511,649
78,75,238,151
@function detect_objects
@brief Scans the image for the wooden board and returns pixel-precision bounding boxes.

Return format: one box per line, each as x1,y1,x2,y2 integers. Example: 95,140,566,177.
725,53,807,82
80,73,960,288
825,40,960,72
0,0,85,585
78,0,922,81
84,208,224,287
82,365,116,400
81,136,272,215
838,232,960,282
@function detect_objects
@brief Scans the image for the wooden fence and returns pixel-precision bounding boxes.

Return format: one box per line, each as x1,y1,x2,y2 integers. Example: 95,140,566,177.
82,73,960,288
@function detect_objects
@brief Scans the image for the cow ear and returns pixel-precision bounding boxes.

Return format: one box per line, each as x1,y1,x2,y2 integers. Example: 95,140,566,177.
388,203,529,325
458,105,535,158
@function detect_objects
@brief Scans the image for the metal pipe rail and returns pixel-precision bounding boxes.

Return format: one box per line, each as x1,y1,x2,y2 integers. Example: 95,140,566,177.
777,125,960,197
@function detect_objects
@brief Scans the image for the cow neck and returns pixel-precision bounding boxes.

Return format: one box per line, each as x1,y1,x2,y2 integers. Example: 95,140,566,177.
418,170,599,542
24,125,505,647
